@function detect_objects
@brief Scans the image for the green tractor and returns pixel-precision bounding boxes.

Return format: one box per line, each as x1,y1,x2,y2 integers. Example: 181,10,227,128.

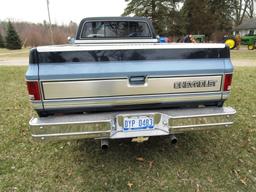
241,31,256,50
224,31,256,50
192,34,206,43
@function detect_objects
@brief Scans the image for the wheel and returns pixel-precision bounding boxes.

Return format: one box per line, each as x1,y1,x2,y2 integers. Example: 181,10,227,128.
248,44,254,50
225,38,236,49
37,111,51,117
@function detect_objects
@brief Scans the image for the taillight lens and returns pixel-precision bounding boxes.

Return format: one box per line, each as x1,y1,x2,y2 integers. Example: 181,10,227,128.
224,74,232,91
26,81,41,100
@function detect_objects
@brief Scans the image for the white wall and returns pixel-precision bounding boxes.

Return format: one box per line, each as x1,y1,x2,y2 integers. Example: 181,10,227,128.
237,29,255,36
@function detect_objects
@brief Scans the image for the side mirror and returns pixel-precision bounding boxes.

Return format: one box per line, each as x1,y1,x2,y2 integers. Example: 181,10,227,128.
156,35,160,42
67,36,75,44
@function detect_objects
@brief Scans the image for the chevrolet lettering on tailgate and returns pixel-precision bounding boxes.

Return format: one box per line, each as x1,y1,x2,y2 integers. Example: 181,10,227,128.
174,80,218,89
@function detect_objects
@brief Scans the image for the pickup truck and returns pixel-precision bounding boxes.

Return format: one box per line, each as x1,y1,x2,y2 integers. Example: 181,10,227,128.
26,17,236,149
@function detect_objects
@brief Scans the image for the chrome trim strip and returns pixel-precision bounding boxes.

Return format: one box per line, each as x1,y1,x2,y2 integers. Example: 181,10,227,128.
42,76,222,100
31,101,44,110
222,92,230,100
32,130,111,138
43,92,222,109
39,73,224,82
170,122,233,129
170,109,236,119
37,43,226,53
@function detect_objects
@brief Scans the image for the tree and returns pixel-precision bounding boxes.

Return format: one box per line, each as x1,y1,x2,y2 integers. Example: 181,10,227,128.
229,0,256,26
246,0,255,18
5,21,22,50
181,0,233,36
0,32,5,48
207,0,233,31
123,0,183,35
182,0,214,36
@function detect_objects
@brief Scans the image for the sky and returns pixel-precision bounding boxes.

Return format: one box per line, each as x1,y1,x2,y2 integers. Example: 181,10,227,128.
0,0,128,24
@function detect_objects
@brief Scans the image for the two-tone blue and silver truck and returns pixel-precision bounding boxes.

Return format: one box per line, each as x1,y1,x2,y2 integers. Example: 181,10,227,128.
26,17,236,149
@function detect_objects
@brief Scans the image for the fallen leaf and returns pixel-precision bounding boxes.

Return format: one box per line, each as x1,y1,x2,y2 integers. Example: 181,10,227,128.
233,169,240,178
207,177,213,183
148,160,154,169
127,181,133,189
238,159,244,163
240,178,247,186
196,183,200,192
136,157,144,162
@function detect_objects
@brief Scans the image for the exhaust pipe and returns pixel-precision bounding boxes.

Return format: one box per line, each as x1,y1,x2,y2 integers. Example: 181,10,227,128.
101,139,109,150
170,135,177,144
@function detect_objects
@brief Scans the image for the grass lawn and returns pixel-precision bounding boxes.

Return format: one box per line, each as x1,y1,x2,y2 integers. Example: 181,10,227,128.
0,66,256,192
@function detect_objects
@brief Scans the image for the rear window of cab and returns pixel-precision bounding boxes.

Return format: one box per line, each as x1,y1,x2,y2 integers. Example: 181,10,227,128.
81,21,151,38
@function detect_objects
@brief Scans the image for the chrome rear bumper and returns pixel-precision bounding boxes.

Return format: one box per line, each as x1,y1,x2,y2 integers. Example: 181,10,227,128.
29,107,236,141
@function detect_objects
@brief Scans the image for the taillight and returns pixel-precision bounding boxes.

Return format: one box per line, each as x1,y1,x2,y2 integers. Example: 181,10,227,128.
223,74,233,91
26,81,41,100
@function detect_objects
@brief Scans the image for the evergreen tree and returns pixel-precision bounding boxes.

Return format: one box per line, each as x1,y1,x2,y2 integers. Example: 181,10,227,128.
5,21,22,50
181,0,233,36
0,32,5,48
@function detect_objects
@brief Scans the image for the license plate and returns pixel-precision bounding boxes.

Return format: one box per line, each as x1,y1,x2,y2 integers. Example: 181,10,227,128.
123,115,154,131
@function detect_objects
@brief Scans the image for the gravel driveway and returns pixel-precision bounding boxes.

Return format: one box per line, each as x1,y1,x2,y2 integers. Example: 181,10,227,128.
0,58,28,66
231,59,256,67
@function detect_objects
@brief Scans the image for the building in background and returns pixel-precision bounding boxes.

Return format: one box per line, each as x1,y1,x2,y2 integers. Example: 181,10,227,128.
235,18,256,36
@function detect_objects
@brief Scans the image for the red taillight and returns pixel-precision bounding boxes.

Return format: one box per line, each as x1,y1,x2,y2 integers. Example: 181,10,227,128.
224,74,233,91
26,81,41,100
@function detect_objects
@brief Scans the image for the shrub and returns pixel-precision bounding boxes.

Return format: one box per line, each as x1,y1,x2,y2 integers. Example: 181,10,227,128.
5,21,22,49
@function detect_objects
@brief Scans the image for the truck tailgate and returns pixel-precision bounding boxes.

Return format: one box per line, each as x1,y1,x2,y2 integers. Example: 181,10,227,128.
35,43,233,112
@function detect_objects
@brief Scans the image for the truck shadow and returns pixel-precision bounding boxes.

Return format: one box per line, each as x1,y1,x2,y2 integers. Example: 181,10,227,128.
75,132,217,157
50,130,236,190
70,132,222,175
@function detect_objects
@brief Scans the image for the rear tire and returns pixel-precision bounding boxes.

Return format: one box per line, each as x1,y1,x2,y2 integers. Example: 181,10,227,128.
224,38,236,49
248,44,255,50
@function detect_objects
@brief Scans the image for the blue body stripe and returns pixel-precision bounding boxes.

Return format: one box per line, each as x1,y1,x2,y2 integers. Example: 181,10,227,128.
30,58,233,81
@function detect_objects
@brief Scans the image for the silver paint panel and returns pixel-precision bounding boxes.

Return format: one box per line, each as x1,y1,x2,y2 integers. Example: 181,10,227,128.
42,76,222,100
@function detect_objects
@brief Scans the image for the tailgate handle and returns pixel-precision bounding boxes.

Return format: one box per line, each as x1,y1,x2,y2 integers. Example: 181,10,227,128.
129,76,146,85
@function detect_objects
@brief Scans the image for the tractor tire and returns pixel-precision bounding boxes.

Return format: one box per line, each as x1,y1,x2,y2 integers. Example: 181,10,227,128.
248,44,254,50
224,38,236,49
